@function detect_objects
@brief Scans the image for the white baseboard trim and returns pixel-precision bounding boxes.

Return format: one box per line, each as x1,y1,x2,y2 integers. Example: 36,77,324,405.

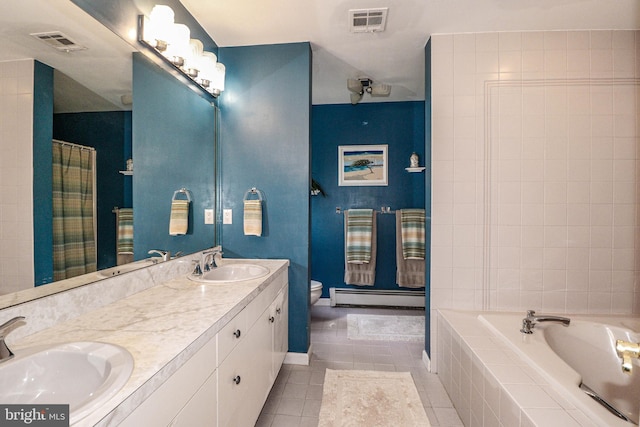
284,345,312,366
422,349,431,372
314,298,330,306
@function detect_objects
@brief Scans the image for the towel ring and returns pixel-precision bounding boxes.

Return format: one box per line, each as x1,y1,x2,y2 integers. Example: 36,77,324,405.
172,188,192,202
243,187,264,201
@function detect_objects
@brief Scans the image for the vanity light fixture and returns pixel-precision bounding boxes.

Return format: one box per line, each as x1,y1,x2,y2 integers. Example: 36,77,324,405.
138,5,225,98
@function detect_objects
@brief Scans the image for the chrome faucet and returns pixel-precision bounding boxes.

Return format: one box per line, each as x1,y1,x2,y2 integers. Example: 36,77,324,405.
0,316,25,363
148,249,171,262
520,310,570,334
202,246,223,272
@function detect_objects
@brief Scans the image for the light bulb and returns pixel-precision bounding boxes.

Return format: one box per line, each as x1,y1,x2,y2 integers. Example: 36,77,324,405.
184,39,203,77
198,51,218,88
146,5,174,50
164,23,190,66
211,62,225,93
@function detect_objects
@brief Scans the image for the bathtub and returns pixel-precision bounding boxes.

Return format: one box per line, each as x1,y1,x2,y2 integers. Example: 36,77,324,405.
479,312,640,426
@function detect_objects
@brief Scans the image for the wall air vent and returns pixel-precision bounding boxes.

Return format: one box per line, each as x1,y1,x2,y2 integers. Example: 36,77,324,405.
349,8,388,33
30,31,87,52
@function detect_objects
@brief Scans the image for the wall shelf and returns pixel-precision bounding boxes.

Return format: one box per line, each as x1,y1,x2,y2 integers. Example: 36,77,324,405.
405,167,425,173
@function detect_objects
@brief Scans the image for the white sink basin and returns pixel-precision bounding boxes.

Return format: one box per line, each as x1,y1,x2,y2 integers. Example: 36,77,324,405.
0,341,134,424
189,263,269,283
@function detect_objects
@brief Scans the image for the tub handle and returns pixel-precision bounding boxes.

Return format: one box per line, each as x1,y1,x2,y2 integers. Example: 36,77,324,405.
615,339,640,374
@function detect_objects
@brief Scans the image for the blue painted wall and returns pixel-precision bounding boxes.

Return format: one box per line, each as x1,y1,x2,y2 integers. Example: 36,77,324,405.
33,61,54,286
53,111,131,270
311,102,426,295
218,43,311,354
132,53,216,258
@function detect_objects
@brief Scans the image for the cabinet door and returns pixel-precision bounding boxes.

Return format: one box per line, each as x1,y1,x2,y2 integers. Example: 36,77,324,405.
217,333,260,427
170,370,217,427
118,336,217,427
271,285,288,378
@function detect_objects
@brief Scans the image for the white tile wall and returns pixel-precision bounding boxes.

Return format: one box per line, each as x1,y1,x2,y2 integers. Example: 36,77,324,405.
431,30,640,368
0,60,34,294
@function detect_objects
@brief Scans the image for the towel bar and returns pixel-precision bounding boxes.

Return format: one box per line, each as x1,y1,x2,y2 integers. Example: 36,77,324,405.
335,207,396,214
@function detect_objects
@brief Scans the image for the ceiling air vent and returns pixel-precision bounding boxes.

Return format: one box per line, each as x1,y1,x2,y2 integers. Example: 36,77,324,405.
349,8,388,33
30,31,87,52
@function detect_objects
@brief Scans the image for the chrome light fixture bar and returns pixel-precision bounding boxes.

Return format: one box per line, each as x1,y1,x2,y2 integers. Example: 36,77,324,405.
137,5,225,99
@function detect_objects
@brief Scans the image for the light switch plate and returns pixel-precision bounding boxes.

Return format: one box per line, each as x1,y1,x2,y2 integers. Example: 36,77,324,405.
204,209,214,224
223,209,232,224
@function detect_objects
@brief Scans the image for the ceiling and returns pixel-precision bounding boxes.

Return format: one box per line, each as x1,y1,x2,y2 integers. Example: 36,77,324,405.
1,0,638,111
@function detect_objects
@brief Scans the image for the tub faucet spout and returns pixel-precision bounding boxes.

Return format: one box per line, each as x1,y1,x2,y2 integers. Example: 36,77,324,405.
520,310,570,334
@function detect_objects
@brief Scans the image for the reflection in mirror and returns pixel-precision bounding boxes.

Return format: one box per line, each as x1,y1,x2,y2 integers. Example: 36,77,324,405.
0,0,134,301
1,0,219,311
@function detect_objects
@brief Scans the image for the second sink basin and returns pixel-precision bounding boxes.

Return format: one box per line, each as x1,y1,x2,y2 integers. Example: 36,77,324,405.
189,263,269,283
0,341,134,424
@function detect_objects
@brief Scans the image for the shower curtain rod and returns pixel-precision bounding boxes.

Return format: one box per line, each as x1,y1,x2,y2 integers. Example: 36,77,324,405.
53,139,96,152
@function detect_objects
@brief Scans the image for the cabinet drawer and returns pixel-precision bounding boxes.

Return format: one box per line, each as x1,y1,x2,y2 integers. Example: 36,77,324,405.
217,307,248,364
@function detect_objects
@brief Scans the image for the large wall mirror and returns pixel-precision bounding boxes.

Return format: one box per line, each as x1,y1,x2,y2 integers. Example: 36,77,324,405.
0,0,218,309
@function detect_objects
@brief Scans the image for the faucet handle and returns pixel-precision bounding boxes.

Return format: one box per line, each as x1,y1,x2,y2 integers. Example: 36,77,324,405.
191,260,203,276
520,318,533,334
616,339,640,374
526,310,536,317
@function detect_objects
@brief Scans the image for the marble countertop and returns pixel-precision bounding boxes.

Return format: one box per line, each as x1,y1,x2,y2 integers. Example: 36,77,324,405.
12,258,289,427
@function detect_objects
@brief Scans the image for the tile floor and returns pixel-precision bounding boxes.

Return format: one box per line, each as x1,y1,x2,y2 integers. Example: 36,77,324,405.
255,304,464,427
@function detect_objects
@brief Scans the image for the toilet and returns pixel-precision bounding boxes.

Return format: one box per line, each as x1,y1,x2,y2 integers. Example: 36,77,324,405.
310,280,323,305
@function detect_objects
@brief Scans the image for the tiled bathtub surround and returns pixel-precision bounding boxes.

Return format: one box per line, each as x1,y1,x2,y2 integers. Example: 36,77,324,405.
437,309,605,427
430,30,640,368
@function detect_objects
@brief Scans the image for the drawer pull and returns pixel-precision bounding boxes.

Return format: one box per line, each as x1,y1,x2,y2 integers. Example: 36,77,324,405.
269,316,275,323
233,375,241,385
233,329,241,338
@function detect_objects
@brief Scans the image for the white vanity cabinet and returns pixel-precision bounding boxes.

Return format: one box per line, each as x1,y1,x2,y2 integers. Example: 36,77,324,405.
118,336,218,427
117,269,288,427
218,280,289,427
270,286,288,381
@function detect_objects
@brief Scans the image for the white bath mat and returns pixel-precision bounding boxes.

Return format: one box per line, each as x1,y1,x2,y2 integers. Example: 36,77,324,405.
318,369,431,427
347,314,425,342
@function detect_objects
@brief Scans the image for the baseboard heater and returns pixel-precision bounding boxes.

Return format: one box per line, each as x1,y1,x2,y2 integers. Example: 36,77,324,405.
329,287,425,308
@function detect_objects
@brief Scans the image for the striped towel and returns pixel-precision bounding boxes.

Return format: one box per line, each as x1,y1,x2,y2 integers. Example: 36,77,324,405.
346,209,374,264
169,200,190,235
117,208,133,254
401,209,426,260
244,199,262,236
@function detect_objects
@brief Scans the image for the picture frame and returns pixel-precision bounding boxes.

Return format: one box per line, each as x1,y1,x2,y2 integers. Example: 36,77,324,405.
338,144,388,186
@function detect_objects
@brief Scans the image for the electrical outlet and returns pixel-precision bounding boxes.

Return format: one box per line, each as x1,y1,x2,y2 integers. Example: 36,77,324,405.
223,209,232,224
204,209,214,224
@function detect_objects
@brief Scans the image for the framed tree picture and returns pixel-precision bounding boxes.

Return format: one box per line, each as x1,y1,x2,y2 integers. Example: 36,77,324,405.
338,145,388,186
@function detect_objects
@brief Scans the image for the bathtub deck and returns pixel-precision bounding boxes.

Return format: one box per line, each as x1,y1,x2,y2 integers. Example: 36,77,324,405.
436,309,634,427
